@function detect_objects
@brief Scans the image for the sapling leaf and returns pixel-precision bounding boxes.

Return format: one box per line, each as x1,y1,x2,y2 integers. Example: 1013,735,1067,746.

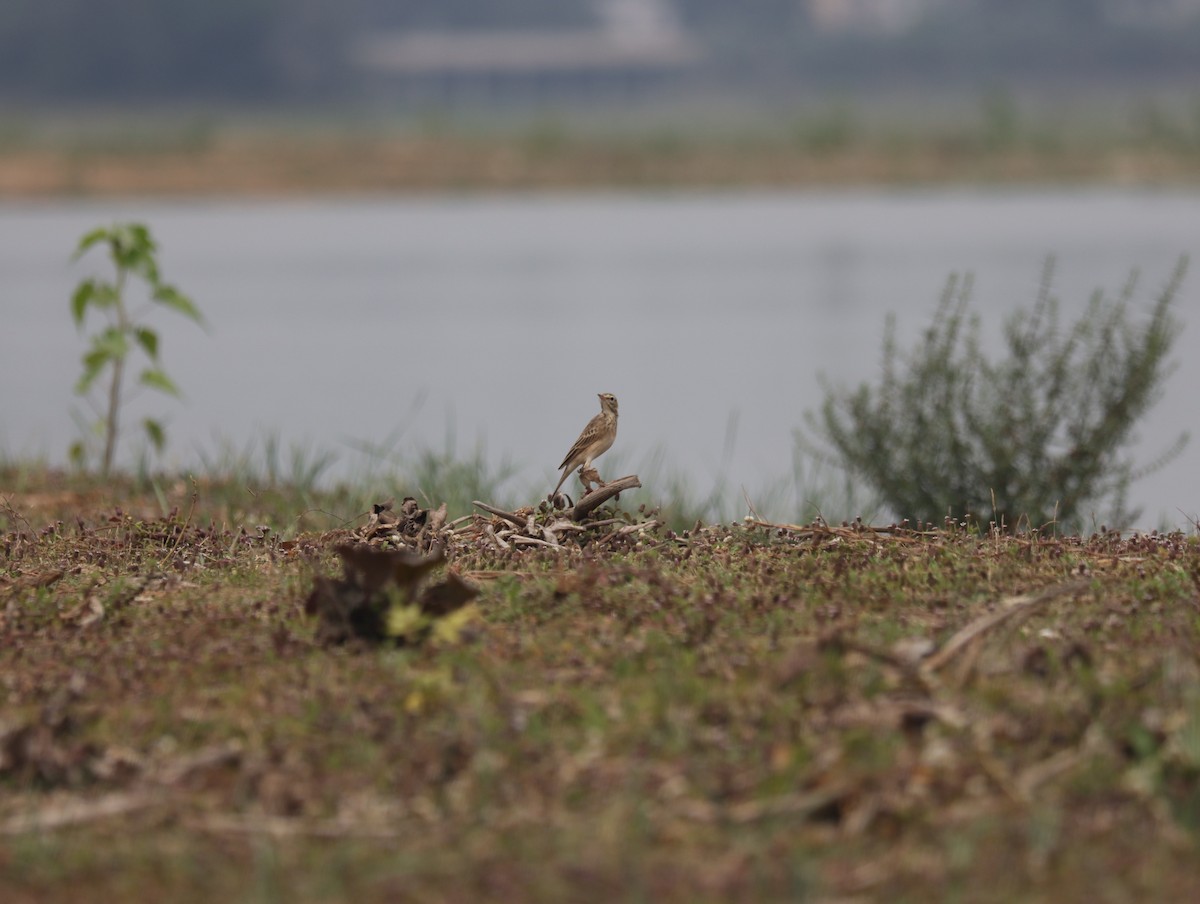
92,283,119,309
153,285,204,324
128,223,152,248
83,329,127,366
75,329,128,394
92,283,119,311
72,226,111,260
95,327,129,358
71,280,96,328
139,368,180,397
131,252,160,285
134,327,159,360
109,225,158,282
71,281,120,326
75,360,105,396
143,418,166,452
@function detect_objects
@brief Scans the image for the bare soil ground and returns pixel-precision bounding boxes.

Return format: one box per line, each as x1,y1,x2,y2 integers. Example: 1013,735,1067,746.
3,470,1200,902
2,134,1197,197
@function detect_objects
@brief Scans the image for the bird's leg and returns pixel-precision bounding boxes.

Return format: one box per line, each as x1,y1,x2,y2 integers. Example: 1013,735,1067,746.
580,466,603,490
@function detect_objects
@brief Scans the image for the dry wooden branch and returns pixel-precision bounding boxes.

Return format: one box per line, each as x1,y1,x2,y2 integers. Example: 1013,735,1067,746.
183,813,402,840
0,791,161,835
570,475,641,521
472,501,528,529
743,518,933,543
1015,747,1084,801
677,784,852,825
921,578,1091,675
483,525,508,550
511,535,560,549
823,632,1020,801
154,740,243,786
598,519,662,546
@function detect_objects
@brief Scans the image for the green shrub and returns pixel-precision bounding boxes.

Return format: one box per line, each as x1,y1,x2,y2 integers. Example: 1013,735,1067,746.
805,259,1188,531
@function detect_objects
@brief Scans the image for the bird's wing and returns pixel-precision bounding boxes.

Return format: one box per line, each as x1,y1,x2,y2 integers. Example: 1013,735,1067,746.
558,413,605,470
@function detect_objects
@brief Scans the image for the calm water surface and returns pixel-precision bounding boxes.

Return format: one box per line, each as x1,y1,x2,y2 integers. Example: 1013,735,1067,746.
2,189,1197,526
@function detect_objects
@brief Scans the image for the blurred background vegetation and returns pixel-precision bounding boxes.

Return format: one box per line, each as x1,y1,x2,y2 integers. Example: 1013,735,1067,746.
3,1,1197,532
2,1,1198,115
3,0,1199,181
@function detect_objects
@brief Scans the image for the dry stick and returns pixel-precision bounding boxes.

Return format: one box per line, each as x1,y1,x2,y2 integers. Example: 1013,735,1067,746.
0,792,162,835
483,525,509,550
6,569,65,592
472,501,527,529
154,740,243,786
1015,747,1084,801
511,536,559,549
595,520,661,547
741,486,765,524
183,813,403,840
678,783,852,825
158,475,199,570
949,631,987,688
571,475,641,521
829,635,1014,803
0,740,245,835
917,577,1091,802
742,518,930,545
921,578,1091,675
838,580,1091,805
562,519,620,531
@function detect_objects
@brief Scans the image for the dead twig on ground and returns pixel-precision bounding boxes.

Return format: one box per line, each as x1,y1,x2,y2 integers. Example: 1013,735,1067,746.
0,792,162,834
182,813,403,840
471,501,528,529
742,517,934,544
0,740,244,835
921,579,1091,675
677,784,852,825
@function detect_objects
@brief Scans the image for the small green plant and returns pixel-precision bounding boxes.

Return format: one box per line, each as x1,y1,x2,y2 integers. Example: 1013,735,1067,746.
806,258,1189,531
70,223,203,476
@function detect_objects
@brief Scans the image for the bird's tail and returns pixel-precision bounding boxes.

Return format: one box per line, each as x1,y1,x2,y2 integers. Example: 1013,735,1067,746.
551,469,570,501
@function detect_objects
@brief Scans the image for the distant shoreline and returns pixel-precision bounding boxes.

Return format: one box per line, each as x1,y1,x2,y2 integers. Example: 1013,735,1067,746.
3,135,1198,197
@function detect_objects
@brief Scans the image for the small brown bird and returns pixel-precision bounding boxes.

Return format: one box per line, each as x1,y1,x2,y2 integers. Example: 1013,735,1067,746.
552,393,619,501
